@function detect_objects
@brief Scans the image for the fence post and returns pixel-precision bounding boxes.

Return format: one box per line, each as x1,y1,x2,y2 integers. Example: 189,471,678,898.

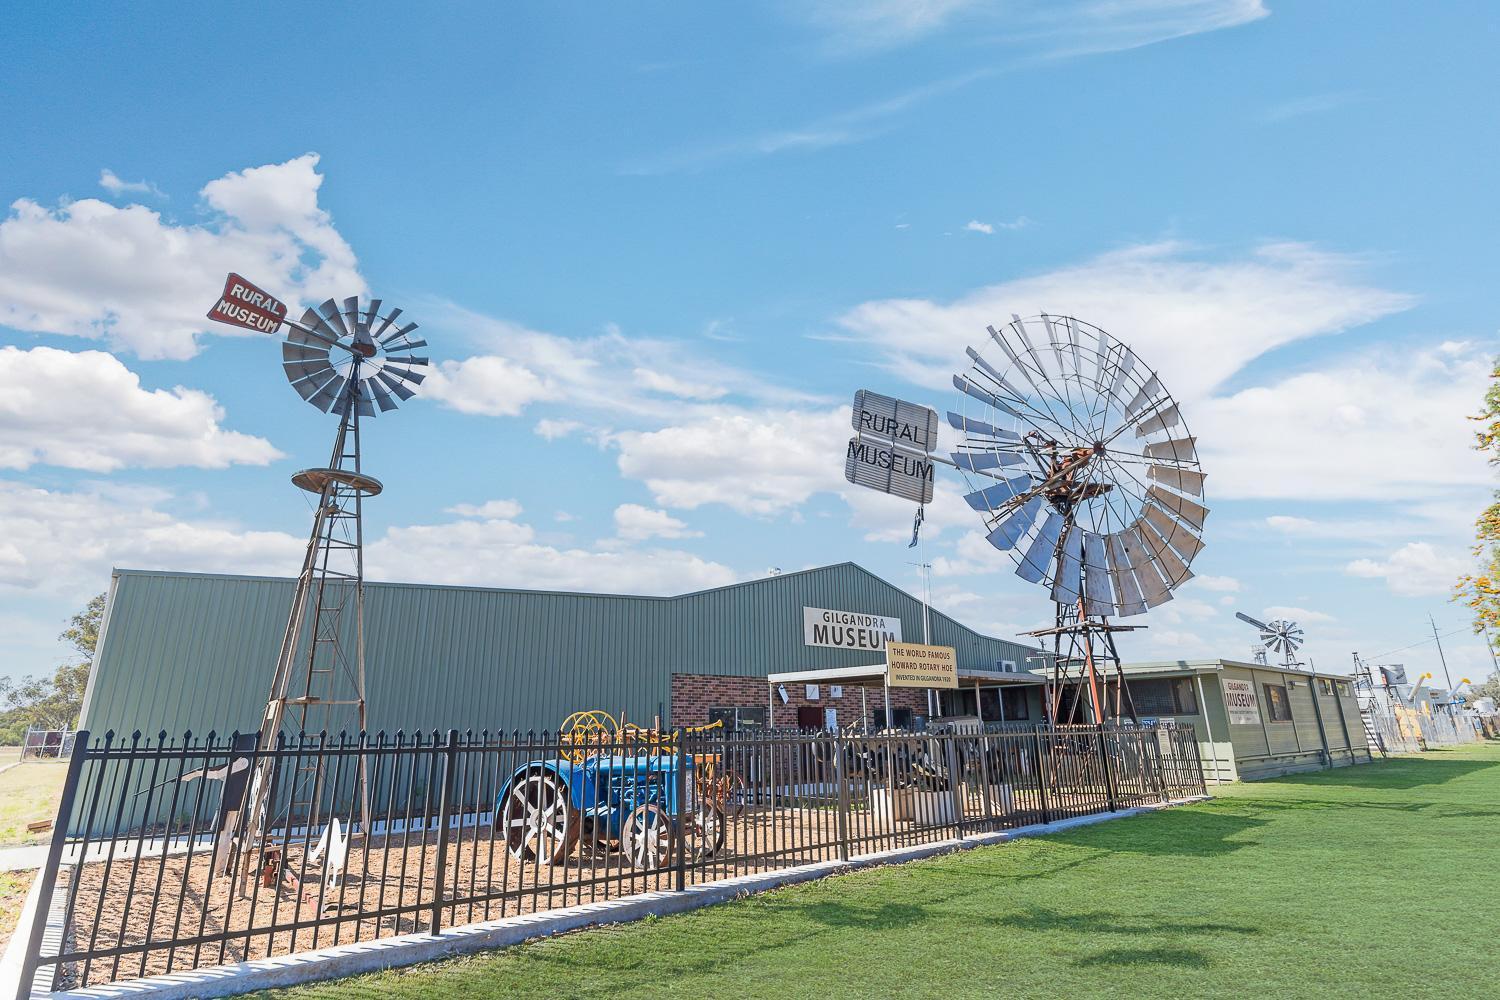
1187,725,1208,796
834,733,850,862
429,729,459,936
943,733,964,840
1097,727,1118,812
1030,727,1050,824
674,728,687,893
17,730,90,1000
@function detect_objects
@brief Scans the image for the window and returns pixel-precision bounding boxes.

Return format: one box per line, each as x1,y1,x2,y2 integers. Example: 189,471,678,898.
1126,678,1199,716
708,706,766,732
873,707,913,730
1317,678,1334,696
1336,681,1352,697
1262,683,1294,722
997,659,1018,673
1001,686,1030,720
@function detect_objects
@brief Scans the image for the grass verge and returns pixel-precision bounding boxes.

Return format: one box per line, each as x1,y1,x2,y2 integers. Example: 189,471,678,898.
257,743,1499,999
0,758,69,847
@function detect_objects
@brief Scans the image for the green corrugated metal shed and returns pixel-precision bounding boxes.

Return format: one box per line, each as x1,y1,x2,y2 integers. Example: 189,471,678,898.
81,563,1044,739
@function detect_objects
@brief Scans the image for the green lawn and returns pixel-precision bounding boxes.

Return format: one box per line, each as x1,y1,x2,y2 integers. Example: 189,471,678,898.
262,744,1500,1000
0,757,69,847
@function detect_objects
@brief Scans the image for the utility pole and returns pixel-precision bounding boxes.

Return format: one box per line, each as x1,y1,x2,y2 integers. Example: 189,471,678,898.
1429,615,1455,707
909,561,936,720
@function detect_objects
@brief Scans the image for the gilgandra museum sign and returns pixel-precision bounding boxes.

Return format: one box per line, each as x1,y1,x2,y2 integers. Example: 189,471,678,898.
803,607,903,651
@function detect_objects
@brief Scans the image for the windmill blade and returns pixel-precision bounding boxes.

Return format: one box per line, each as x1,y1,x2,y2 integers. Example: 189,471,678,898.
1138,517,1193,587
289,367,339,403
1106,534,1148,617
360,298,383,337
342,296,362,332
1235,611,1272,631
951,449,1028,475
393,355,429,368
947,411,1022,443
1040,315,1068,378
1094,329,1115,385
381,321,419,345
283,358,334,384
292,307,343,348
384,338,429,353
993,320,1047,392
1101,340,1136,409
1050,523,1084,604
985,496,1042,552
1141,502,1205,561
282,341,329,364
1146,485,1208,531
1016,510,1065,585
964,475,1035,511
366,374,399,412
1081,530,1113,617
371,306,403,341
376,370,416,401
965,346,1030,402
1120,525,1172,608
306,375,347,412
318,299,351,341
1143,436,1198,464
1064,316,1084,378
1009,315,1055,382
954,373,1025,419
382,365,427,386
1147,465,1206,498
1123,375,1164,421
1134,403,1182,438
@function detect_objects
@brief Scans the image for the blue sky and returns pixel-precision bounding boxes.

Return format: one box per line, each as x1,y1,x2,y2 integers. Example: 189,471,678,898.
2,1,1498,689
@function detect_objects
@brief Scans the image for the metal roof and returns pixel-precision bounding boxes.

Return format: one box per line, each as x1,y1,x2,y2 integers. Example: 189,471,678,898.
82,562,1046,739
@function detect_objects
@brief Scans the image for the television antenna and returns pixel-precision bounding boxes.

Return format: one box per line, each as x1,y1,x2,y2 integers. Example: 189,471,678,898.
1235,612,1304,669
950,314,1207,724
205,275,429,864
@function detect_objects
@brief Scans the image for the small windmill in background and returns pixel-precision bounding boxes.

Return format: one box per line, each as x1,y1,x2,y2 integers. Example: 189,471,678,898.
1236,611,1305,670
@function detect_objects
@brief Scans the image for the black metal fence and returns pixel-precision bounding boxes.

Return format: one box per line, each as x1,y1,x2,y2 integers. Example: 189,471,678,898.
18,723,1204,994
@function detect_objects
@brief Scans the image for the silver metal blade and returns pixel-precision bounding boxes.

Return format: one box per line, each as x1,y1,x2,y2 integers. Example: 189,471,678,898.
1050,523,1083,605
1148,465,1206,497
994,320,1047,394
965,346,1028,401
283,359,334,383
1146,485,1208,530
1081,530,1112,617
383,339,429,353
319,299,350,341
954,374,1024,419
361,298,382,337
289,367,338,403
1065,316,1084,377
282,341,328,364
1142,502,1205,560
371,306,402,341
951,450,1027,476
394,355,429,368
291,307,341,348
342,296,361,333
382,321,419,345
366,375,398,412
1143,436,1197,463
964,476,1034,511
1094,329,1114,385
306,375,347,412
985,495,1042,552
1138,517,1192,588
1123,375,1163,421
383,365,426,386
947,411,1022,443
1134,403,1182,438
376,371,416,401
1120,525,1171,607
1106,534,1148,617
1016,510,1064,584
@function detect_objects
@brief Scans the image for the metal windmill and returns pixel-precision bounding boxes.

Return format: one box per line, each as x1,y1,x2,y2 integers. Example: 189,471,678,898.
1235,612,1305,669
950,314,1207,724
204,274,428,855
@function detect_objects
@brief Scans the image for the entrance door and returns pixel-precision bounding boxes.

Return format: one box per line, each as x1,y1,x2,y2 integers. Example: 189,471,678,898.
796,706,821,730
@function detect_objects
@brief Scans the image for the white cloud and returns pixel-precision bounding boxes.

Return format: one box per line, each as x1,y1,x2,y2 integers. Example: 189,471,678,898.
1261,605,1335,624
0,346,281,471
98,169,161,198
446,499,524,520
1346,542,1474,598
534,419,583,440
1266,515,1317,534
965,220,995,235
1189,574,1241,592
613,503,702,541
1259,92,1360,123
425,355,555,416
612,407,848,516
0,154,362,359
836,241,1412,398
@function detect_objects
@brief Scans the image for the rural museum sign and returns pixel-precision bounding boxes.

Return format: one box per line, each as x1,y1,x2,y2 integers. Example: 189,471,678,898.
844,389,939,504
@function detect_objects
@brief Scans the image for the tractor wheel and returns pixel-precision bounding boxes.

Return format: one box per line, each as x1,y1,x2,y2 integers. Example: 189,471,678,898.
685,804,726,861
622,803,673,871
502,772,578,865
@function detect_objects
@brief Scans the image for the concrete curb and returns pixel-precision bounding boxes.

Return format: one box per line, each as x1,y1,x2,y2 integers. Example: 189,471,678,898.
31,796,1208,1000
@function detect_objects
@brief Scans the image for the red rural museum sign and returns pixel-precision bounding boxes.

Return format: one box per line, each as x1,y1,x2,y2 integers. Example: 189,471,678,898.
206,273,287,333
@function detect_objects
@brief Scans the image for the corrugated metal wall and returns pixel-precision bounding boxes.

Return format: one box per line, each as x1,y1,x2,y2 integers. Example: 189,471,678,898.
81,563,1042,739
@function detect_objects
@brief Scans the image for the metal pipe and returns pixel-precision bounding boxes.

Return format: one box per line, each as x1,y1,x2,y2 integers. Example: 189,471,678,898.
1192,672,1220,784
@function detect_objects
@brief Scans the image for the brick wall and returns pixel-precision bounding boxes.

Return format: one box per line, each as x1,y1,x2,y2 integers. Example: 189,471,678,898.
671,672,928,730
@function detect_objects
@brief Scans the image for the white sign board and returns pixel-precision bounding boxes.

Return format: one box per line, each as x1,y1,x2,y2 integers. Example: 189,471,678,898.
845,437,936,503
852,390,939,453
803,607,903,651
1222,678,1261,726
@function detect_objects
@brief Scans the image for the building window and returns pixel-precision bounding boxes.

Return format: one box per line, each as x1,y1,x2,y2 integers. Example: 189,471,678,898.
1001,686,1030,720
1317,678,1334,696
1335,681,1352,697
1126,678,1199,716
997,659,1018,673
708,706,767,732
1262,683,1294,722
873,707,913,730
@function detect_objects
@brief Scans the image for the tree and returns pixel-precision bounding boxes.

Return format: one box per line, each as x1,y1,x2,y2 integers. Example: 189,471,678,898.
0,592,106,740
1455,357,1500,671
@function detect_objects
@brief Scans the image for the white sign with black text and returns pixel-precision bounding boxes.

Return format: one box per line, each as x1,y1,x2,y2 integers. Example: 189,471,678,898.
802,607,903,651
1222,678,1261,726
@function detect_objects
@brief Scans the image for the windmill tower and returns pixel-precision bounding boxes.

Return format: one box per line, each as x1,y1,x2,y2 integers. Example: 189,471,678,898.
949,315,1207,724
205,277,428,851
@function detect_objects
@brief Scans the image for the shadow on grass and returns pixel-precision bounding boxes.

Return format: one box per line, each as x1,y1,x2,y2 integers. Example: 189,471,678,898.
1058,807,1268,859
1074,946,1211,970
996,905,1259,938
1271,757,1498,789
